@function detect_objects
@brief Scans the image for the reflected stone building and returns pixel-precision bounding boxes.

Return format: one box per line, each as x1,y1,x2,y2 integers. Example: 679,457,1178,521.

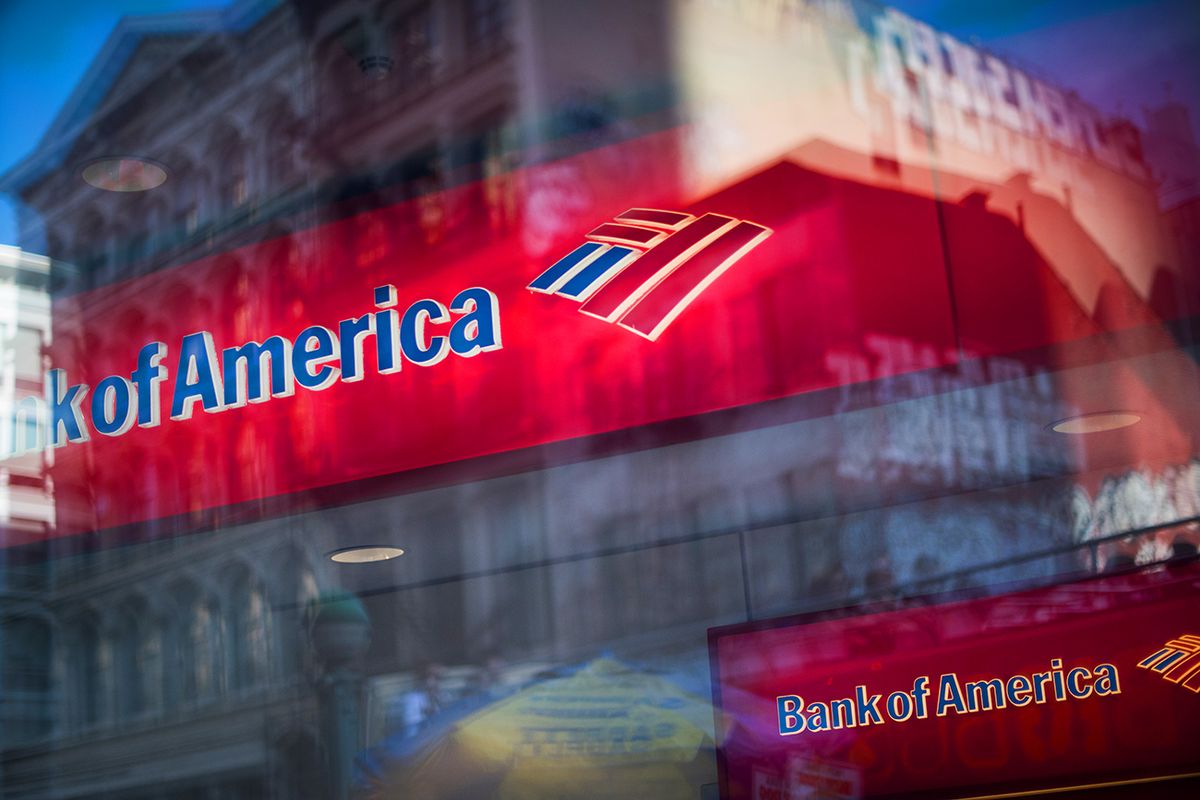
0,1,678,796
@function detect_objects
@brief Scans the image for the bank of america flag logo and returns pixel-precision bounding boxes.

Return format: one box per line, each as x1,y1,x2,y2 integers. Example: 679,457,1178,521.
1138,633,1200,692
528,209,772,341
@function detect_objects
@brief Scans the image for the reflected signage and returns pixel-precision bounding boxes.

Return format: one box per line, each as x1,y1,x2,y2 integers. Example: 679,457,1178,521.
708,561,1200,798
19,287,501,451
775,657,1121,736
6,128,1190,542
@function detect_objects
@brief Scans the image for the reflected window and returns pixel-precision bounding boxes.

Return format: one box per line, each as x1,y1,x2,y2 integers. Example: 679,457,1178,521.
69,616,106,728
140,619,163,712
458,111,517,235
73,209,109,285
115,602,165,716
115,613,140,717
278,559,319,678
171,163,203,237
179,593,220,702
394,4,436,89
213,126,249,211
0,616,53,744
228,571,271,690
265,105,301,191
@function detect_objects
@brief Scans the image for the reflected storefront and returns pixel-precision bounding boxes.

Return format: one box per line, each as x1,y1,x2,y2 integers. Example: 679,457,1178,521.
0,1,1197,798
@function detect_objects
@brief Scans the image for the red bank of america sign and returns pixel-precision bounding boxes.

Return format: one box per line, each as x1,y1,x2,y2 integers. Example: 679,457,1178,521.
6,129,1186,541
14,209,764,460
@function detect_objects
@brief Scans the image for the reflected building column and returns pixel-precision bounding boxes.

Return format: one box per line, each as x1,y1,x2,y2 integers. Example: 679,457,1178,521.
307,592,371,800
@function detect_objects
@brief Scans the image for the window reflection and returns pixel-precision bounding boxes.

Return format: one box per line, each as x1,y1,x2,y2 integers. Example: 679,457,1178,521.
0,617,51,745
187,591,219,702
227,569,271,690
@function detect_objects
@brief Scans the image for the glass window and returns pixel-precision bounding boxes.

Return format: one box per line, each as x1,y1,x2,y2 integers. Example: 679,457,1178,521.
0,1,1197,798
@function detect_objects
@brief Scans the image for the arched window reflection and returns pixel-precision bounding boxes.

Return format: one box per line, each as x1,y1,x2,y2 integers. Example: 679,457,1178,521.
140,619,163,712
68,614,109,728
171,162,202,236
172,585,220,704
190,597,219,699
212,124,248,210
115,611,140,717
263,97,301,193
73,208,109,288
277,551,319,678
0,616,53,744
116,600,165,716
296,566,318,670
243,584,270,687
227,570,271,690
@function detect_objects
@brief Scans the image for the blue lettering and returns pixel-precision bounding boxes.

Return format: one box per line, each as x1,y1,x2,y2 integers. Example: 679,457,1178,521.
1093,664,1121,696
374,285,401,374
400,299,450,366
373,284,397,308
806,701,830,732
964,678,1006,712
936,674,967,716
91,376,136,437
36,284,504,450
1032,672,1051,703
337,314,376,382
449,287,502,356
131,342,167,427
913,676,931,719
830,697,855,729
292,326,340,390
886,690,913,722
171,332,225,420
777,695,805,735
1066,667,1093,699
47,368,89,446
375,309,401,373
222,337,293,406
1006,675,1032,706
855,685,883,726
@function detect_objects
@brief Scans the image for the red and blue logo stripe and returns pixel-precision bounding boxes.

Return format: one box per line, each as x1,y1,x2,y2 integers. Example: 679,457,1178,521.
529,208,772,341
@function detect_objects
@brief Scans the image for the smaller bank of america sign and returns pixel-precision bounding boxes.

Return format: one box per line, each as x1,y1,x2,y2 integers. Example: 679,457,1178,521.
528,209,772,341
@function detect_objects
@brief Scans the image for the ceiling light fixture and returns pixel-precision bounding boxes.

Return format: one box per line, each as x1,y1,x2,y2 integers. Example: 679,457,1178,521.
1049,411,1142,434
81,157,168,192
328,545,405,564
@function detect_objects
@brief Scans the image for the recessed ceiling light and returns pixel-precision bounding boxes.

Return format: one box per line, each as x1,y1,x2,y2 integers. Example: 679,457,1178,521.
328,545,405,564
81,157,167,192
1049,412,1142,434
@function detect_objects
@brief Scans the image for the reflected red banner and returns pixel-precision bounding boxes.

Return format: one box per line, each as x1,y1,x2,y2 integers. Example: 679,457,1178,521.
708,561,1200,799
16,129,1191,539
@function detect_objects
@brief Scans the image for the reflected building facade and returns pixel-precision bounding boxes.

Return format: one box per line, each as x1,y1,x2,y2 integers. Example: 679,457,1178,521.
0,1,1197,799
0,246,54,760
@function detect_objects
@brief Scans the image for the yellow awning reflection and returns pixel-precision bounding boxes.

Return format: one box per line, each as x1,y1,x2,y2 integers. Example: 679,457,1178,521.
372,658,717,800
